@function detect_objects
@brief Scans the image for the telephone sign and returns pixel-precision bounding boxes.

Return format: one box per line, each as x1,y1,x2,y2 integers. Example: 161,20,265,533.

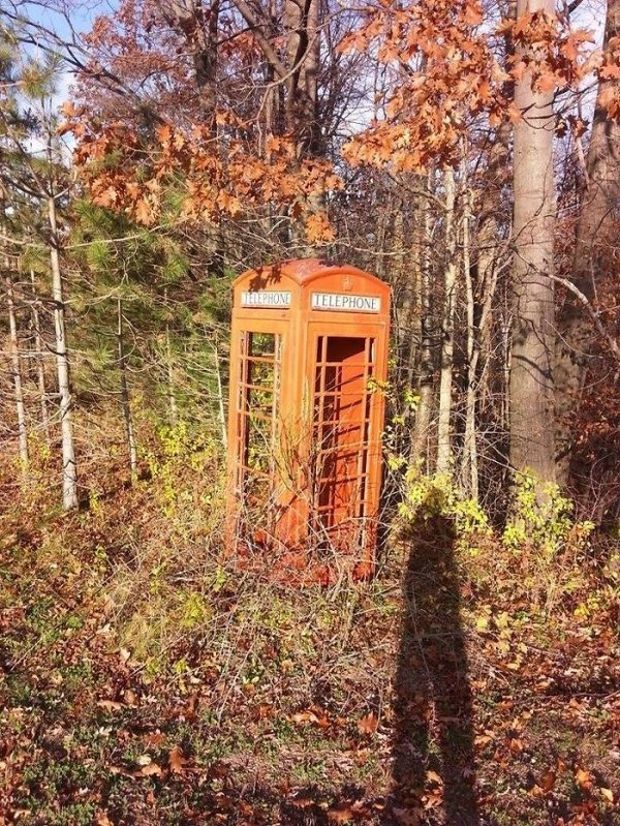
241,290,292,308
311,292,381,313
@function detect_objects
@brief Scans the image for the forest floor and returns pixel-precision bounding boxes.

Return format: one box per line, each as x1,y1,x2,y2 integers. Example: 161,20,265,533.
0,437,619,826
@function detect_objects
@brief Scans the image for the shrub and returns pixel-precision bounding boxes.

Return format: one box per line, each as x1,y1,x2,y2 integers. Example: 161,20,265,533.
396,469,597,618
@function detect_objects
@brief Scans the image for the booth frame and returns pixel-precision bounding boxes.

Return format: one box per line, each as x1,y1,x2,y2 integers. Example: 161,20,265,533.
225,259,391,576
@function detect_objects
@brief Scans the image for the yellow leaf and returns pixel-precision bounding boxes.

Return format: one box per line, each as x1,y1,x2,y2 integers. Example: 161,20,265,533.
475,615,489,631
140,762,163,777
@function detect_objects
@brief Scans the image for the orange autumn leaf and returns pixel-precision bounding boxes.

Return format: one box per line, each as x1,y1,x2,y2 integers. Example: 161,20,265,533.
60,100,79,117
357,712,378,735
135,198,155,226
463,3,483,26
168,745,187,774
304,212,335,244
216,190,242,216
574,767,594,793
139,761,163,777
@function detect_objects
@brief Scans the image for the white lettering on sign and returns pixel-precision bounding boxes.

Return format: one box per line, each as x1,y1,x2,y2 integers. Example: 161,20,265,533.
241,290,291,308
311,292,381,313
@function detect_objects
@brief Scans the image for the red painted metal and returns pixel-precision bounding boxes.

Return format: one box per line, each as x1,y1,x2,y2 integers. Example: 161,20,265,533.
225,259,391,579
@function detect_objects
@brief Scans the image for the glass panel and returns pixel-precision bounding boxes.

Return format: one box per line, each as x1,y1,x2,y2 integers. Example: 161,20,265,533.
236,331,281,541
250,332,276,356
246,359,275,389
245,413,273,473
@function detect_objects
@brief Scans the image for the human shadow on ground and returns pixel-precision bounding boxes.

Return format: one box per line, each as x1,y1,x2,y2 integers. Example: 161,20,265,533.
387,514,479,825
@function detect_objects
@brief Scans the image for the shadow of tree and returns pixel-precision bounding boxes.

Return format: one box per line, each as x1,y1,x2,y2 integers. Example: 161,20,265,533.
388,514,479,825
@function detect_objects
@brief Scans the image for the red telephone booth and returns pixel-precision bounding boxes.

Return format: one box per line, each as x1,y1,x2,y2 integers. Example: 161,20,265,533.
225,259,390,578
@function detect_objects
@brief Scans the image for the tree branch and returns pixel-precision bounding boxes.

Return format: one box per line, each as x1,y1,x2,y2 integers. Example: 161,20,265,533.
550,273,620,363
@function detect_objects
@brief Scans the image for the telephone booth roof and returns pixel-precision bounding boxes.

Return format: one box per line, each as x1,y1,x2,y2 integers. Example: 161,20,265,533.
232,258,390,293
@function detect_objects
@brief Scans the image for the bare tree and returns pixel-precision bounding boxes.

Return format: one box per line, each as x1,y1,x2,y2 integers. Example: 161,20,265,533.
117,297,137,479
47,150,78,509
4,258,29,466
30,267,51,444
436,167,457,475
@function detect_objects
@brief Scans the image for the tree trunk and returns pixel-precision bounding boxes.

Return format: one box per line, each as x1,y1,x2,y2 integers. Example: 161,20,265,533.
214,340,227,448
48,193,78,509
436,167,457,475
283,0,321,157
509,0,556,486
117,298,137,479
476,119,511,413
391,198,416,396
462,185,479,500
233,0,320,158
405,187,426,388
555,0,620,482
5,262,29,467
30,268,50,445
411,173,435,470
165,300,178,426
156,0,219,127
233,0,323,251
374,198,389,279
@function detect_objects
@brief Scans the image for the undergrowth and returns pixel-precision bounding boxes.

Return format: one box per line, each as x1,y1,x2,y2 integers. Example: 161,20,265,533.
0,417,618,825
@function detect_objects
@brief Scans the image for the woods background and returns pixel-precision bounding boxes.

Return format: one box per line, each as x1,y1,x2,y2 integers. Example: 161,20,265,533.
0,1,619,825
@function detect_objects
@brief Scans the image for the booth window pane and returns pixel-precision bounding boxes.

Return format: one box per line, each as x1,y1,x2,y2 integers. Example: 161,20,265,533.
312,336,375,547
250,332,276,356
236,332,282,533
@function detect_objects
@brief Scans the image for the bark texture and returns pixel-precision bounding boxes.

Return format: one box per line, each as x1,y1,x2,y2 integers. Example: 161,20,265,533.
30,268,50,444
509,0,556,484
49,193,78,509
436,167,457,475
462,186,478,499
156,0,220,126
410,174,434,469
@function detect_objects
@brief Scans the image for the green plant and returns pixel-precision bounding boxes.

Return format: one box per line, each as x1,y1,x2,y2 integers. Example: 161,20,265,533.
180,591,211,628
503,473,593,558
398,470,490,537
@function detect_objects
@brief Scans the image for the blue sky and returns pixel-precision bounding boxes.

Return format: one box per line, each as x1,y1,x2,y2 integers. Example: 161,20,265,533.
15,1,114,107
12,0,609,126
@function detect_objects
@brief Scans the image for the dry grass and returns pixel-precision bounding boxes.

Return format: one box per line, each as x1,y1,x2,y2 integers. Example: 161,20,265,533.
0,414,619,824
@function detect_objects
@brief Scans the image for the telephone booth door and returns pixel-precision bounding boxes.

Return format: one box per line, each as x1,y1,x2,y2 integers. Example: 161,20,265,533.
310,331,379,553
233,326,285,543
